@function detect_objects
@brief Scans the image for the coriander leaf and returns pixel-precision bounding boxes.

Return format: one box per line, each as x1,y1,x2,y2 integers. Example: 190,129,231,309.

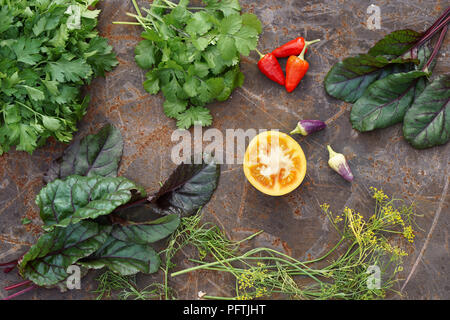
217,35,237,61
241,13,262,34
205,0,241,16
143,73,161,94
134,40,156,70
186,11,213,36
219,13,242,35
183,75,201,97
403,75,450,149
163,99,188,118
176,107,213,129
233,25,259,56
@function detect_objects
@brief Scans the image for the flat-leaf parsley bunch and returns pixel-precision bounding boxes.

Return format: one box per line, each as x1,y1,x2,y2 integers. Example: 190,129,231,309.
118,0,262,129
0,0,118,154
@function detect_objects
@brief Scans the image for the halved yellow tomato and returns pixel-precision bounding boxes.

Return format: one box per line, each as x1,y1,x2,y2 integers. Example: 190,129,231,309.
243,131,307,196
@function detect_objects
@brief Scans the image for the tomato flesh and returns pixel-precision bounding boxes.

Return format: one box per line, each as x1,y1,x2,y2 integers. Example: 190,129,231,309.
243,131,307,196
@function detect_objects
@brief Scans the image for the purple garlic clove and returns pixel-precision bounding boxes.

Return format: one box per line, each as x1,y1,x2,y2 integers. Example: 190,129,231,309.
327,145,354,182
290,120,327,136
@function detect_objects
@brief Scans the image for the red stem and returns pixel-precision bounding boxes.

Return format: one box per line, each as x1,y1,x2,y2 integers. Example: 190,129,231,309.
3,285,36,300
413,13,450,52
424,25,448,71
0,260,18,267
3,266,15,273
4,280,32,291
421,6,450,39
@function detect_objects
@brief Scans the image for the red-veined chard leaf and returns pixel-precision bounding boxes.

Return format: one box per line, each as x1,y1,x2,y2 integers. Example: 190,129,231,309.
37,175,146,231
324,54,415,103
110,214,181,245
403,75,450,149
350,70,429,132
149,155,220,217
368,29,422,57
78,237,160,275
324,28,424,103
18,221,111,287
44,124,123,183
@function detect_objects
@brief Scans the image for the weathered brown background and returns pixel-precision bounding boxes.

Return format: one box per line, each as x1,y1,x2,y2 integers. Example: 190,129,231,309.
0,0,449,300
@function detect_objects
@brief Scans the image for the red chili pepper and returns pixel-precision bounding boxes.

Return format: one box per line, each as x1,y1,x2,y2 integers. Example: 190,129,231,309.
256,50,285,86
285,39,320,93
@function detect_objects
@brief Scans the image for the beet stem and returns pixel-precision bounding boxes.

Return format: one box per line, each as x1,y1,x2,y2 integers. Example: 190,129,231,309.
0,260,18,267
421,6,450,39
413,13,450,51
424,25,448,71
3,266,15,273
3,285,36,300
4,280,32,291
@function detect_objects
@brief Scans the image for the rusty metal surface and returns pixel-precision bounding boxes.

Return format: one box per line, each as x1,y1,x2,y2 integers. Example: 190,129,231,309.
1,0,449,300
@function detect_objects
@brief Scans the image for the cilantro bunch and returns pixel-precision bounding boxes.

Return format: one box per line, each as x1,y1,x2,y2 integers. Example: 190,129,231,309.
123,0,262,129
0,0,118,154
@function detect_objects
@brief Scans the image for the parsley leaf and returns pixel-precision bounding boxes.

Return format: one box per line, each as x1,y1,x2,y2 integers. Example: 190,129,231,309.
0,1,118,154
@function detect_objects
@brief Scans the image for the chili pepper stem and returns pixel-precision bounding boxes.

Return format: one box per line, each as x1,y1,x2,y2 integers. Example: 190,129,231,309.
255,48,265,59
327,145,338,158
299,39,320,60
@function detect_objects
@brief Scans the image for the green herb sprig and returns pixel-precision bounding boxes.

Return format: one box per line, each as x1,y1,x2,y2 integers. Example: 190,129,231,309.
116,0,262,129
0,0,118,154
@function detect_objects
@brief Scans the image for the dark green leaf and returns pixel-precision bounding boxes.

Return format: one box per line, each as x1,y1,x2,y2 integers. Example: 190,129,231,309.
368,29,421,57
110,214,181,245
78,237,160,275
403,75,450,149
324,54,415,103
19,221,111,286
350,70,429,132
44,124,123,183
150,154,220,217
37,175,146,230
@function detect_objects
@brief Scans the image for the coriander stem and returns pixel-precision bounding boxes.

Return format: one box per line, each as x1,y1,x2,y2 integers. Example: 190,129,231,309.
112,21,142,26
131,0,143,18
